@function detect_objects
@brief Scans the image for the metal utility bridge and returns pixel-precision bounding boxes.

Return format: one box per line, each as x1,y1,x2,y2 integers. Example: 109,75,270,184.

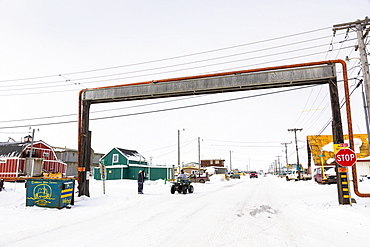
78,60,367,204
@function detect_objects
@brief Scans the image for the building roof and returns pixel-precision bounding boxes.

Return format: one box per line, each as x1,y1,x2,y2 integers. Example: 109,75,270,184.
116,148,146,162
0,140,54,158
0,142,28,157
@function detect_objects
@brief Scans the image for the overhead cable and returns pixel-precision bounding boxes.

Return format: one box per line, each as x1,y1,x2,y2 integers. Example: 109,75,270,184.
0,84,318,130
0,26,332,84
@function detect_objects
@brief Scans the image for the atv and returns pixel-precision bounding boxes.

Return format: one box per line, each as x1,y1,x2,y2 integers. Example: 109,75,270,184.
170,177,194,194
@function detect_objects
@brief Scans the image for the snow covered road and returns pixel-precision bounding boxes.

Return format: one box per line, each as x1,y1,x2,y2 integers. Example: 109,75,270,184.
1,175,370,247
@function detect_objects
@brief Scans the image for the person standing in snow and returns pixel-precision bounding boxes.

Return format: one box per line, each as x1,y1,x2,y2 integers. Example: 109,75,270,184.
138,170,145,194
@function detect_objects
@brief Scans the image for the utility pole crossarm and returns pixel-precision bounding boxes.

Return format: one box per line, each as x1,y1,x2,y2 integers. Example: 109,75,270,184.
332,17,370,31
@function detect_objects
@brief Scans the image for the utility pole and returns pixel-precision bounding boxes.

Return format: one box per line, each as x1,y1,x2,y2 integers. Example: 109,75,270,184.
178,130,180,172
276,156,281,175
332,18,369,205
360,80,370,141
333,17,370,150
29,128,36,177
198,137,201,175
178,129,185,172
229,150,232,172
149,156,152,180
288,128,303,179
281,142,291,170
356,19,370,152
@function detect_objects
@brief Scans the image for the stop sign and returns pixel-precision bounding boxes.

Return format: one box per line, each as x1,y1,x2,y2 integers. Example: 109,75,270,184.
335,148,357,167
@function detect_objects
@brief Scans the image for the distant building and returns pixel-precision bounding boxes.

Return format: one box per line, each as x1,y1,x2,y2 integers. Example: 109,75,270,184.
307,134,369,166
201,159,227,175
0,139,66,178
355,159,370,179
307,134,370,175
54,147,104,177
180,162,206,175
94,147,172,181
201,159,225,167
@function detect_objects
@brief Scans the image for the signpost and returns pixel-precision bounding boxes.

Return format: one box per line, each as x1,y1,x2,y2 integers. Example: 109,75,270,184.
334,147,356,204
318,153,326,181
100,159,106,194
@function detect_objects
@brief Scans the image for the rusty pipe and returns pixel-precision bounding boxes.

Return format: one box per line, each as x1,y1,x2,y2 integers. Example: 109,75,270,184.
332,60,370,197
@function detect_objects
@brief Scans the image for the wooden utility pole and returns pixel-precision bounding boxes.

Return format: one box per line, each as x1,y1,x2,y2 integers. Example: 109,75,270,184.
78,101,91,197
276,155,282,175
281,142,291,169
332,17,370,204
198,137,201,175
178,130,180,171
229,150,232,172
288,128,303,178
29,128,35,177
329,78,352,205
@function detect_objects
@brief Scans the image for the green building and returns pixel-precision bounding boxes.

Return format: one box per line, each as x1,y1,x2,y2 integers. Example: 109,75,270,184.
93,147,172,181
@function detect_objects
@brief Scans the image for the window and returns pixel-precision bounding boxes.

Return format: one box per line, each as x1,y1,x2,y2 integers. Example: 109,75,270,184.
113,154,119,163
215,160,219,164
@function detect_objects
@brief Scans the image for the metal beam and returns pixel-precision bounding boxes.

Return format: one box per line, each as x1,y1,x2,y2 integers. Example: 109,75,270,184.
82,65,336,103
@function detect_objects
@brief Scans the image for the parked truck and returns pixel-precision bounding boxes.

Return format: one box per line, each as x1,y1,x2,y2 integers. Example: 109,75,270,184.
286,170,312,181
313,166,337,184
188,173,210,183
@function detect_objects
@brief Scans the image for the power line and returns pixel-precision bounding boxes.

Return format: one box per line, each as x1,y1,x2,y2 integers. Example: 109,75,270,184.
1,74,358,128
0,33,355,98
313,77,363,137
53,36,334,85
0,26,362,141
204,139,284,144
0,84,318,130
0,27,332,84
0,44,346,97
0,37,339,92
288,28,363,140
0,95,204,123
298,63,361,137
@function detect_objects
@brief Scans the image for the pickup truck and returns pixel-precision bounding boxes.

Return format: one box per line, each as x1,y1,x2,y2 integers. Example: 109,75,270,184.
230,173,241,179
313,166,337,184
286,170,312,181
188,174,210,183
250,171,258,178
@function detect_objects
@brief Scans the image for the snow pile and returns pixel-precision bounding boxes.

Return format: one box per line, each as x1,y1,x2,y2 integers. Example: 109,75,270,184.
1,176,370,247
209,174,227,182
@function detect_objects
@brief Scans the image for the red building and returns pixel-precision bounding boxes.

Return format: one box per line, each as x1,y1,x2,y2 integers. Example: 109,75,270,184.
201,159,225,167
0,139,66,178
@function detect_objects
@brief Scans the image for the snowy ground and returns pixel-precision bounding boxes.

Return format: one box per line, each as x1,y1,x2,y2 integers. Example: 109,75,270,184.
1,175,370,247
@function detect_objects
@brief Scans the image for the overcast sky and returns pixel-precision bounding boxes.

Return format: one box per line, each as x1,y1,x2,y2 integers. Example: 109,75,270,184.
0,0,369,171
